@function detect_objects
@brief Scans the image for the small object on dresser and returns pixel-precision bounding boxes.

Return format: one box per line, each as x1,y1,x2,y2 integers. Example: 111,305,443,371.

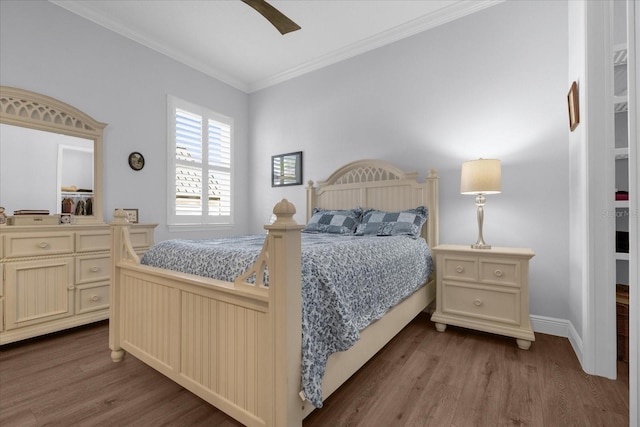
14,209,50,215
7,214,60,225
0,207,6,224
60,213,73,224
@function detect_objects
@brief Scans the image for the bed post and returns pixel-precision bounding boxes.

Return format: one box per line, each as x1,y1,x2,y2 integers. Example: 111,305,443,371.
305,180,316,222
264,199,305,426
109,210,128,362
109,209,140,363
427,168,439,248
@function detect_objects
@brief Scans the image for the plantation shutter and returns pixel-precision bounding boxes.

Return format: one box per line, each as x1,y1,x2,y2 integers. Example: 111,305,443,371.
169,96,233,226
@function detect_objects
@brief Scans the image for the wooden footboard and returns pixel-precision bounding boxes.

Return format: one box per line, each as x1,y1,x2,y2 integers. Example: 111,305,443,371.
110,200,304,427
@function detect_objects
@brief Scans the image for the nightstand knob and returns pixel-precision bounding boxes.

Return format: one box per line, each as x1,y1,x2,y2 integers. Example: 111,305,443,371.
90,295,100,302
455,265,464,273
474,299,483,306
494,269,503,277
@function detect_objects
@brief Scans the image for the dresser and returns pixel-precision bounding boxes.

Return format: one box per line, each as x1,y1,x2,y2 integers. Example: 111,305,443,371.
0,223,156,345
430,244,535,349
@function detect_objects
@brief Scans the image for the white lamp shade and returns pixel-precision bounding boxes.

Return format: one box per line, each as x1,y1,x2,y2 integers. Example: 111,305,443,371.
460,159,502,194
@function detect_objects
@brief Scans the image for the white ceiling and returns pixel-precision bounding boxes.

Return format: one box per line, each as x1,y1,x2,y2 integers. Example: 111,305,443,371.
51,0,501,93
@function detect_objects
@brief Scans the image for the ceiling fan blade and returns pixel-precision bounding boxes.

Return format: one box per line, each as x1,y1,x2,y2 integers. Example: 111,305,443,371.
241,0,301,35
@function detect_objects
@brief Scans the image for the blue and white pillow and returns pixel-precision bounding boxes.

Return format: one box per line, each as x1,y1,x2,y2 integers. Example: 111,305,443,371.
355,206,428,238
303,207,363,235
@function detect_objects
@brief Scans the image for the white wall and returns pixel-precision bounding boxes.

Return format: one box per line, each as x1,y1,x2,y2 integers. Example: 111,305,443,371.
249,0,570,321
0,0,251,242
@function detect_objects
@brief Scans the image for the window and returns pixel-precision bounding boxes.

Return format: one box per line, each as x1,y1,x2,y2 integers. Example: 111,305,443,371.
167,95,233,228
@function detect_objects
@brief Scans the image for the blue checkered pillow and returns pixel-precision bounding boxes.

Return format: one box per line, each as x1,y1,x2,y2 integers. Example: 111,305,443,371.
355,206,428,238
303,207,363,234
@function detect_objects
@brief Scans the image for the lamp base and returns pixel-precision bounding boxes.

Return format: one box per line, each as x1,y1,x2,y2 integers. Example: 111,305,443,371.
471,243,492,250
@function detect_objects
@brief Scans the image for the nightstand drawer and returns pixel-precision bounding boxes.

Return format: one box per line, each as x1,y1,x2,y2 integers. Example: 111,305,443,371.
442,282,520,325
479,259,519,287
442,257,477,281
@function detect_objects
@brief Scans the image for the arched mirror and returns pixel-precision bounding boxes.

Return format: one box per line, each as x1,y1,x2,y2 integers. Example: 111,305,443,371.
0,86,106,224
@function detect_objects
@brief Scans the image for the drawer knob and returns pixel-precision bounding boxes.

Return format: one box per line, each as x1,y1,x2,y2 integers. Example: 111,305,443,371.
90,266,100,272
474,299,483,307
39,242,49,249
494,269,503,277
455,265,464,273
90,295,101,302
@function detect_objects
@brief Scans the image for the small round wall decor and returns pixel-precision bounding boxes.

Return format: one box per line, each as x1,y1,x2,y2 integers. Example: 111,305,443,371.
128,152,145,171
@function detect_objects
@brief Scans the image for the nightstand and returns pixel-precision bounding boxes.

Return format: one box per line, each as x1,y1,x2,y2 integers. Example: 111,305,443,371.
430,244,535,349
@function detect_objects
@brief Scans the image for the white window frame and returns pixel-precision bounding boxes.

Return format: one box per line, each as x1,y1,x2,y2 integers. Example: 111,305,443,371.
167,95,234,231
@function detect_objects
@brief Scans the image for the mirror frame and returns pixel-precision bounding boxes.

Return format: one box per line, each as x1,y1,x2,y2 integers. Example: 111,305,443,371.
0,86,107,224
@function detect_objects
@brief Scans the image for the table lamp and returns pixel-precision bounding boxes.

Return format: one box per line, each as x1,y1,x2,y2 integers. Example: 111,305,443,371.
460,158,501,249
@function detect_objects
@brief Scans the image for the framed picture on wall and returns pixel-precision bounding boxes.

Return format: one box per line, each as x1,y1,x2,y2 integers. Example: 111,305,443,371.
271,151,303,187
567,81,580,131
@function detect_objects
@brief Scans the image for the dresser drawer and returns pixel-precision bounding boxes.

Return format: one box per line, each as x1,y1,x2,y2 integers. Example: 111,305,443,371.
76,254,110,284
76,230,110,252
4,233,74,258
441,256,478,281
442,282,520,325
76,282,109,314
479,259,520,287
130,228,153,249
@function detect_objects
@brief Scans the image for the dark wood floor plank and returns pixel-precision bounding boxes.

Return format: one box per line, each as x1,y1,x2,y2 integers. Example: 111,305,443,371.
0,314,629,427
497,358,543,426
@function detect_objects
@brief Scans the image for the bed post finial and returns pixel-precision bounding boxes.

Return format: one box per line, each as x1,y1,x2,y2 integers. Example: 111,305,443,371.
113,208,130,224
272,198,297,226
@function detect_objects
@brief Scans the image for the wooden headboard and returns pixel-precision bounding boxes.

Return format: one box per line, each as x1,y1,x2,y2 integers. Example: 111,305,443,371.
305,159,439,248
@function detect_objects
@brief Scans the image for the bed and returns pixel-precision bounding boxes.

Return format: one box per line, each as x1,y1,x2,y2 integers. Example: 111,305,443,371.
109,159,439,426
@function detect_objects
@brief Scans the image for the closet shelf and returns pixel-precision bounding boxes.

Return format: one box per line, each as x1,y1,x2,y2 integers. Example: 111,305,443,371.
614,147,629,159
61,191,94,198
614,97,628,113
613,43,627,66
615,200,630,209
616,253,630,261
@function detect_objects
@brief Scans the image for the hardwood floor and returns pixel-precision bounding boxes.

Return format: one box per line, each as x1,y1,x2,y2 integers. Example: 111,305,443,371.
0,313,629,426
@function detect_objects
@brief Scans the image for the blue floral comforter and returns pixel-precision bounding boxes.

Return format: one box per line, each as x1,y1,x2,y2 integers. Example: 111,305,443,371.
140,233,433,408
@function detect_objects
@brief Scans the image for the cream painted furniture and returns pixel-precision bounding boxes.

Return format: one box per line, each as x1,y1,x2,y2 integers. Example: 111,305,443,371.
0,86,157,344
430,244,535,350
0,223,155,345
110,159,439,427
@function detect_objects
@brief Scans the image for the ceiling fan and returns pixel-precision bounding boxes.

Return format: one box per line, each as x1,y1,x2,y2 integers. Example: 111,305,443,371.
241,0,301,35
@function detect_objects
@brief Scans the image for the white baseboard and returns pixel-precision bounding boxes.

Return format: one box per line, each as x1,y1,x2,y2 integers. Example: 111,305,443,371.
531,314,584,366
